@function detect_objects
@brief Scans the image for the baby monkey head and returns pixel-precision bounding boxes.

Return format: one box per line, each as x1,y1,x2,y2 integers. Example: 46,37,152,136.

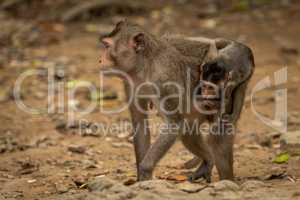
199,59,228,111
99,21,152,73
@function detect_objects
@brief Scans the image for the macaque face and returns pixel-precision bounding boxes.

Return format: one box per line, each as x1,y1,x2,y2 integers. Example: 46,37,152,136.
199,61,227,111
99,21,145,72
99,37,115,68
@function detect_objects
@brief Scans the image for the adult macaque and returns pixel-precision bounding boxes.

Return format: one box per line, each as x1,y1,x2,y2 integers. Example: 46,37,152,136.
99,21,254,182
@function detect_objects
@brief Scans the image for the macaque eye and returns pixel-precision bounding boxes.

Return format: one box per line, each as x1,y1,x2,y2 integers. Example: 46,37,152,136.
102,40,110,49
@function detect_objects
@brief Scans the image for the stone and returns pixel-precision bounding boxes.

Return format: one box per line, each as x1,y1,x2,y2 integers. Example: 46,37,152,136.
176,182,207,193
111,142,132,149
133,180,175,191
55,184,69,194
280,131,300,155
86,177,136,200
68,145,86,154
213,180,240,192
211,180,241,200
87,177,116,192
109,184,136,199
241,180,265,191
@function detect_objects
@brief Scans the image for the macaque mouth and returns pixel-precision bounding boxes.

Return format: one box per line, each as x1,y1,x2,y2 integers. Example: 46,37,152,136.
199,95,221,101
197,85,221,101
200,100,221,111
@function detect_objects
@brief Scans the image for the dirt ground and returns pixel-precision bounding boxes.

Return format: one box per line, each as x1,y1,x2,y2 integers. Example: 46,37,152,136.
1,3,300,200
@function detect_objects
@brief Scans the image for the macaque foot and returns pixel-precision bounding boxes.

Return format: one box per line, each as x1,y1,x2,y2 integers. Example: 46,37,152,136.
183,157,201,169
137,172,153,181
188,161,212,183
138,166,153,181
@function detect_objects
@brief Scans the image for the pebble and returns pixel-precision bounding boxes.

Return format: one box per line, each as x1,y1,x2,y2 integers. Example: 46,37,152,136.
68,145,86,154
87,177,116,192
213,180,240,192
177,182,207,193
111,142,132,149
55,184,69,194
241,180,265,191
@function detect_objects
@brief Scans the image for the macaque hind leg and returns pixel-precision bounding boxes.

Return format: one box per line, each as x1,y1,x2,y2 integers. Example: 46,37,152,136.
189,160,213,183
210,80,249,181
180,124,213,183
209,133,234,180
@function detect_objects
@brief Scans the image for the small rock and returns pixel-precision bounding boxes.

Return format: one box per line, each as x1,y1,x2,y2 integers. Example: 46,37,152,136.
123,178,136,186
117,132,131,139
55,119,67,131
280,131,300,155
135,192,161,200
87,177,116,192
27,179,37,183
259,136,272,147
110,183,134,196
79,122,102,137
263,172,286,180
81,159,99,169
241,180,265,191
213,180,240,192
211,180,241,199
68,145,86,154
55,183,69,194
133,180,175,191
17,159,39,175
177,182,207,193
111,142,132,149
0,132,19,153
30,136,55,148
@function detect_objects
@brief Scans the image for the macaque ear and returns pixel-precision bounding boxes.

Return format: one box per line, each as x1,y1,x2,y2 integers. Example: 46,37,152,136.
116,20,126,28
131,33,145,52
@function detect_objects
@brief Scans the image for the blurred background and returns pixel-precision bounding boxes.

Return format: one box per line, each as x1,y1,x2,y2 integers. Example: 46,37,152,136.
0,1,300,199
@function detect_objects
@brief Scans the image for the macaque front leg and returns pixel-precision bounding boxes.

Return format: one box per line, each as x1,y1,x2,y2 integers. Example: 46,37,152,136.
125,80,151,180
210,81,249,181
129,101,151,181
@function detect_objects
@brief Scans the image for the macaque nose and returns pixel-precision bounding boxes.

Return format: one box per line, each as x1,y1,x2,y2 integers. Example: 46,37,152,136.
99,59,102,64
203,86,214,96
202,100,215,110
